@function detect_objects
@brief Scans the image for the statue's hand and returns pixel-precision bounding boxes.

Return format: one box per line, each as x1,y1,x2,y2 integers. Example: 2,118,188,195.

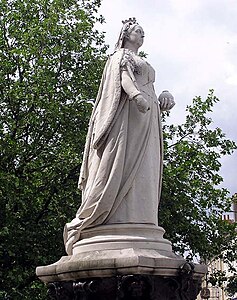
134,94,150,113
158,90,175,111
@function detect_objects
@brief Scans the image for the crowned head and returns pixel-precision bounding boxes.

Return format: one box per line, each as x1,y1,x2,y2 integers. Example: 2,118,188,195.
115,18,145,51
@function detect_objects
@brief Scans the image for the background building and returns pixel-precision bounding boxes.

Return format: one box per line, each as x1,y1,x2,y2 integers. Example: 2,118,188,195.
198,200,237,300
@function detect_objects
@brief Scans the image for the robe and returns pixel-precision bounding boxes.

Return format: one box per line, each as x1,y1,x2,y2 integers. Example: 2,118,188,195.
64,49,163,255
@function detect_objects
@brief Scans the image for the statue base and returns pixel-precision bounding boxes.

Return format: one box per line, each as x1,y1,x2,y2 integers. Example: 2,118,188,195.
47,272,203,300
36,224,207,299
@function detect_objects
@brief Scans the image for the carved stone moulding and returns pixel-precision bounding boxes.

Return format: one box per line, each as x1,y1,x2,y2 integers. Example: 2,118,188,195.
73,224,172,254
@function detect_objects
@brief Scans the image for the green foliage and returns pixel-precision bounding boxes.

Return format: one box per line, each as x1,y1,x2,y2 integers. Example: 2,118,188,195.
208,268,237,298
0,0,107,298
226,274,237,298
138,50,148,58
160,90,237,296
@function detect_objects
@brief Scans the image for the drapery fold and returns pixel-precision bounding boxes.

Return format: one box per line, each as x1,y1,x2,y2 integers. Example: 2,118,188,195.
64,49,162,255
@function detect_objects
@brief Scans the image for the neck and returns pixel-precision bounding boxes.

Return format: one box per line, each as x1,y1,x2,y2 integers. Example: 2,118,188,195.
123,41,139,54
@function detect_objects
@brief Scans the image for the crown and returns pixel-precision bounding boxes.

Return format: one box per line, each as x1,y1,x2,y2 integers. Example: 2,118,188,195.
122,17,137,26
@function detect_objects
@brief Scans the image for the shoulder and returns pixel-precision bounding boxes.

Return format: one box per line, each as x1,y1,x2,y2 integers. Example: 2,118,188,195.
109,49,141,73
120,49,137,71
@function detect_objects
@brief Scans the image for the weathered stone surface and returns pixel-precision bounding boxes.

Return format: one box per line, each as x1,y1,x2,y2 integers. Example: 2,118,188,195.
36,244,206,283
37,223,206,299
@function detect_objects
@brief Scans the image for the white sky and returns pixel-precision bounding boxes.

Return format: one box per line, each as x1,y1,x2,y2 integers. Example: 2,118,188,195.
97,0,237,196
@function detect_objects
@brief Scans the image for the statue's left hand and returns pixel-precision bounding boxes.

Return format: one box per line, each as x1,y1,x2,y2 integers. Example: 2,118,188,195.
158,90,175,111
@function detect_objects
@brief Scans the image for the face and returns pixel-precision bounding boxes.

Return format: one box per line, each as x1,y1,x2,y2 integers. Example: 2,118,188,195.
128,25,145,48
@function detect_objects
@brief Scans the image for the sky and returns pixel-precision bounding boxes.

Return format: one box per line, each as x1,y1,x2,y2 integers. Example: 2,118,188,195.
97,0,237,197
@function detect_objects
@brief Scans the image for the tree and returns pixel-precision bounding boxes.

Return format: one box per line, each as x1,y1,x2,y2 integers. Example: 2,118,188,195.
160,90,237,296
0,0,107,299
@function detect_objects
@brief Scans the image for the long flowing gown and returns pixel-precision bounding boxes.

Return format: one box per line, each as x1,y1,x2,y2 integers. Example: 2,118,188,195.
64,48,163,255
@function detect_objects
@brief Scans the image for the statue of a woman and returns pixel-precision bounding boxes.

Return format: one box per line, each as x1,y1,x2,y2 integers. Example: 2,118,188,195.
64,18,175,255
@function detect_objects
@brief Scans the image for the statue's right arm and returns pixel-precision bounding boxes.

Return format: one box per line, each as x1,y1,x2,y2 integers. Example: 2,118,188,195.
121,70,150,113
121,70,140,99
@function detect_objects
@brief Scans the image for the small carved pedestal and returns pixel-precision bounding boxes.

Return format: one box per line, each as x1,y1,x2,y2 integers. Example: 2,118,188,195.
47,263,202,300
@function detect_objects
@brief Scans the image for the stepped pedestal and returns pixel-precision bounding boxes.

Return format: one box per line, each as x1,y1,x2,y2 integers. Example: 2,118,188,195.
36,224,207,299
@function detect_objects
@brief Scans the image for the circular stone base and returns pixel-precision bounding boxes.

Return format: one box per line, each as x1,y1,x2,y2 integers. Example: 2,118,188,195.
73,224,172,255
36,223,207,285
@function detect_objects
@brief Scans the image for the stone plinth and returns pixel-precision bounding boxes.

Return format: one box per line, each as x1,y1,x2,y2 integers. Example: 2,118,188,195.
46,272,203,300
36,224,207,299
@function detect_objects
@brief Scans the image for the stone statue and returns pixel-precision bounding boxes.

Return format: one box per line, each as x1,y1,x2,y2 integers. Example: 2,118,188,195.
64,18,175,255
36,20,207,297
